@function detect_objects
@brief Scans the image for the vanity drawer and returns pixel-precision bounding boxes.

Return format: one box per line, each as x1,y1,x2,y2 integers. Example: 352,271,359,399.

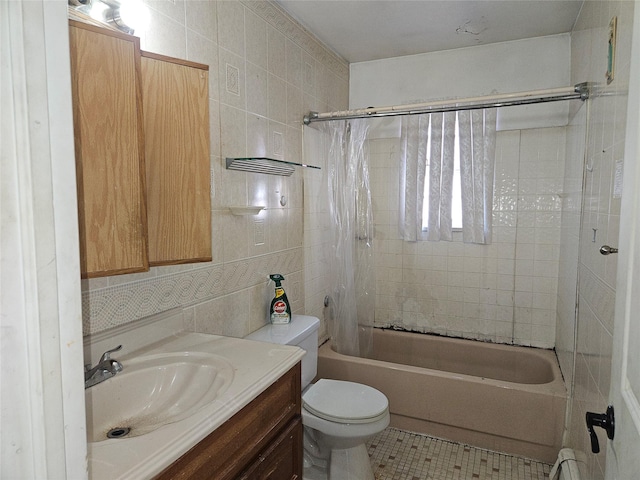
155,363,301,480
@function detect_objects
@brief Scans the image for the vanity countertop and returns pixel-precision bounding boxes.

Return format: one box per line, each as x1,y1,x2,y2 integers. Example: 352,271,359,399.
85,315,304,480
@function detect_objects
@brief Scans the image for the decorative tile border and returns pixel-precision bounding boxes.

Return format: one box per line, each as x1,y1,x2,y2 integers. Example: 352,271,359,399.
226,63,240,95
82,248,303,335
242,0,349,79
272,130,284,156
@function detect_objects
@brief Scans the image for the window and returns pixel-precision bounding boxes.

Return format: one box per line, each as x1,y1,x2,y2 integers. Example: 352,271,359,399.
421,116,463,230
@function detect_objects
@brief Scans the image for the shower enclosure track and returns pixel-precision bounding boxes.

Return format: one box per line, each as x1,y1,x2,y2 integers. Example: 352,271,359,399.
303,83,590,125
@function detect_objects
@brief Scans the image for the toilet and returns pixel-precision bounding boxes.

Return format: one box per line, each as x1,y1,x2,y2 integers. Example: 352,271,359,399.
246,315,390,480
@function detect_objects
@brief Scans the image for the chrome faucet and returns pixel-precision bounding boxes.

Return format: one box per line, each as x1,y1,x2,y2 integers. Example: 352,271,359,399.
84,345,123,389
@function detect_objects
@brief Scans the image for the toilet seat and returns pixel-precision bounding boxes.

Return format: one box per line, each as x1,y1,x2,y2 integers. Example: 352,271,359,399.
302,379,389,424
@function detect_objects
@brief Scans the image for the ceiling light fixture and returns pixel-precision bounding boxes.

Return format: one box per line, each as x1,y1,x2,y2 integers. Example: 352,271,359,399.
70,0,149,35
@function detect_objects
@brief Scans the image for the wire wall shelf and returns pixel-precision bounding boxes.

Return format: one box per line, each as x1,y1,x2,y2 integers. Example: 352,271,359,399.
225,157,320,176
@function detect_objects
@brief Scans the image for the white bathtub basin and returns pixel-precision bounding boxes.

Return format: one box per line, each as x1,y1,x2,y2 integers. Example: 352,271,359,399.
85,352,234,443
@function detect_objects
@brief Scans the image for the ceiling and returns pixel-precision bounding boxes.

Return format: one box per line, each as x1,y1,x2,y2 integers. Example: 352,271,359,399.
276,1,584,63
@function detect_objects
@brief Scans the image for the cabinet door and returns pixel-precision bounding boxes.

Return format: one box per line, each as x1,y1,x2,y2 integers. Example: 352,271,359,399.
141,52,211,266
69,21,149,278
238,419,303,480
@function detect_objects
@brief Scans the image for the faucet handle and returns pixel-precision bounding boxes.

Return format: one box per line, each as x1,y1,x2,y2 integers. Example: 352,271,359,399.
98,345,122,363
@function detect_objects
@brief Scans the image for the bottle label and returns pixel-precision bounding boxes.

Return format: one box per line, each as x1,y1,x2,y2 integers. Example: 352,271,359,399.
273,300,287,314
271,300,290,324
275,287,284,298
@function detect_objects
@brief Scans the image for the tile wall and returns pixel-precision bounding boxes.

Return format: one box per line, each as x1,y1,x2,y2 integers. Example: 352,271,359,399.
81,0,349,336
369,126,565,348
302,126,332,340
558,1,635,478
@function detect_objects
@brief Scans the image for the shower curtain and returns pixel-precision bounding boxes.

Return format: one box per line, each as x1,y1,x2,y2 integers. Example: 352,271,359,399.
321,119,375,358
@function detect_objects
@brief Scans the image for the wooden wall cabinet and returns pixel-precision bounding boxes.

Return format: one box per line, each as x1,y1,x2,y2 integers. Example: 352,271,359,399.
69,21,149,277
69,21,212,277
141,52,212,266
156,364,303,480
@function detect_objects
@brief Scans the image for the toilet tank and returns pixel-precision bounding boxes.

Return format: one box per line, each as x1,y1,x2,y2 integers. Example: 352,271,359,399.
245,315,320,389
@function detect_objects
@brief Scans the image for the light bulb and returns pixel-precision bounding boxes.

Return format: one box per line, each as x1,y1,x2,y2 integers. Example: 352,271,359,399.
88,0,109,22
118,0,149,33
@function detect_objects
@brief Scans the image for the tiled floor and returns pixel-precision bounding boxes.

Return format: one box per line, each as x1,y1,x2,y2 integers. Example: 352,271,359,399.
367,428,552,480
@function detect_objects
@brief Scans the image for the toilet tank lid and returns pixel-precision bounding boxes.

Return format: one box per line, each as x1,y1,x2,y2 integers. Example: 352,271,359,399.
245,315,320,346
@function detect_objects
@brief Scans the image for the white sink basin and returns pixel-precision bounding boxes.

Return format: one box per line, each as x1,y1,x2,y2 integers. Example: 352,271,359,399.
85,352,234,443
84,313,305,480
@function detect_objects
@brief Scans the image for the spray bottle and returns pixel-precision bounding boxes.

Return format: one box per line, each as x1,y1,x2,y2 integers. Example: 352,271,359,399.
269,274,292,324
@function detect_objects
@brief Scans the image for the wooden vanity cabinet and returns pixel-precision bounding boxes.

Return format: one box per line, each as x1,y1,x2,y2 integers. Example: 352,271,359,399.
156,363,302,480
141,52,212,266
68,20,149,277
237,420,302,480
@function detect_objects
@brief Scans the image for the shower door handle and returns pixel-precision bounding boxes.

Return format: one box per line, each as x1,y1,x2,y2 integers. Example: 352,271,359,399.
585,405,615,453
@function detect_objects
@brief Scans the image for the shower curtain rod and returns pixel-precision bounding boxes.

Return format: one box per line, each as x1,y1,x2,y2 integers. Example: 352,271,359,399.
303,82,590,125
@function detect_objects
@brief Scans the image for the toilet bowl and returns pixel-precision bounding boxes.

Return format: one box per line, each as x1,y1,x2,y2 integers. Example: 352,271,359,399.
246,315,390,480
301,379,390,480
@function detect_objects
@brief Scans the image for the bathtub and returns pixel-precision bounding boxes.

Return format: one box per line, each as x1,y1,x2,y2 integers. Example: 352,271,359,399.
317,328,567,463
